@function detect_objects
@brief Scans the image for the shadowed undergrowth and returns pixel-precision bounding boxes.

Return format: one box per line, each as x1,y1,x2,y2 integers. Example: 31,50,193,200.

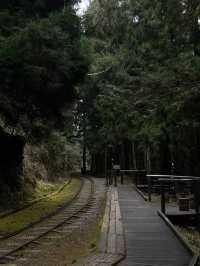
177,226,200,265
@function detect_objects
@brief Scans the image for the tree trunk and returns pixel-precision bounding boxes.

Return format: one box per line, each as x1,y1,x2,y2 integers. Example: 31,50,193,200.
132,142,137,169
82,143,86,175
0,129,25,199
105,147,107,178
120,143,125,169
160,130,171,174
146,144,151,173
90,154,95,176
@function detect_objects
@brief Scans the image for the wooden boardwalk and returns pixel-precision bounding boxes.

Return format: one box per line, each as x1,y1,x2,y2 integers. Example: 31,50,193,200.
118,184,193,266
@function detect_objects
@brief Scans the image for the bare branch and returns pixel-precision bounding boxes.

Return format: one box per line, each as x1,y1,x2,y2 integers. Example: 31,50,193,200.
87,66,112,76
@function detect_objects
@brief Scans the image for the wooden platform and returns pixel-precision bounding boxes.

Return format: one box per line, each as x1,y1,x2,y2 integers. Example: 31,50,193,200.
117,184,194,266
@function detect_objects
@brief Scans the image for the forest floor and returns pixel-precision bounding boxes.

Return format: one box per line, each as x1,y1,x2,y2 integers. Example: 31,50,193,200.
0,178,71,215
0,178,81,237
139,187,178,203
177,226,200,264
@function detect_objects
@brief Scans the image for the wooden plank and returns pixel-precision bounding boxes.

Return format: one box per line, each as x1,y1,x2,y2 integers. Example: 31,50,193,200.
107,232,116,254
99,190,111,253
107,188,117,254
116,234,125,255
99,186,125,258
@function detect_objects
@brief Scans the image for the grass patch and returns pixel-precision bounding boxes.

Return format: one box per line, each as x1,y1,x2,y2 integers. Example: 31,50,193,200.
30,179,64,200
0,178,81,236
177,226,200,255
0,178,70,217
142,190,178,204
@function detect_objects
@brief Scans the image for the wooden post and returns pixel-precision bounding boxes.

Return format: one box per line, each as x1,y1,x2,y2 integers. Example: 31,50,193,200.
148,175,152,202
194,180,200,223
114,172,117,187
109,170,113,185
135,171,138,187
147,144,151,173
161,183,166,214
105,147,109,186
120,143,125,170
82,142,86,175
121,171,124,184
113,165,120,186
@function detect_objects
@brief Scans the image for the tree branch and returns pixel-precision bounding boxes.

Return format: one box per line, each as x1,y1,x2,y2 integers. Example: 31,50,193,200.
87,66,112,76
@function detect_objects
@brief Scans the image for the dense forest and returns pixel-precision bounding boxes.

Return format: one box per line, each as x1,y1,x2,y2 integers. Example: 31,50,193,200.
81,0,200,176
0,0,200,203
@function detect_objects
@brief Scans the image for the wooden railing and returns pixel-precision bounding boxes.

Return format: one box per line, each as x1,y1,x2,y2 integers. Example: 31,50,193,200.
106,169,146,186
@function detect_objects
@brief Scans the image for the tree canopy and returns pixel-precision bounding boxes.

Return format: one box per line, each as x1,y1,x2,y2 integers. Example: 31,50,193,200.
79,0,200,175
0,1,89,140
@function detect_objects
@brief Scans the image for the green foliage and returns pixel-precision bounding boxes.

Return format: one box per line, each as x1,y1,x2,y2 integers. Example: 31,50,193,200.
46,131,82,175
0,4,89,140
0,0,90,202
80,0,200,175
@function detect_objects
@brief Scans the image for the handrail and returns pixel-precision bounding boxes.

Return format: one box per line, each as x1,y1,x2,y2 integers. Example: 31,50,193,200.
147,174,200,180
120,169,146,172
155,177,200,215
159,178,197,182
120,169,146,185
120,169,146,173
145,174,200,203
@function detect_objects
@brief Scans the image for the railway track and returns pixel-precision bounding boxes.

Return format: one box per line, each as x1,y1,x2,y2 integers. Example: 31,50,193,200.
0,177,95,265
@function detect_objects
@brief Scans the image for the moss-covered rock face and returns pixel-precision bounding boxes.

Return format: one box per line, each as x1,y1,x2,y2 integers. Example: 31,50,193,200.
23,144,48,183
0,130,82,209
23,136,82,183
0,128,25,204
